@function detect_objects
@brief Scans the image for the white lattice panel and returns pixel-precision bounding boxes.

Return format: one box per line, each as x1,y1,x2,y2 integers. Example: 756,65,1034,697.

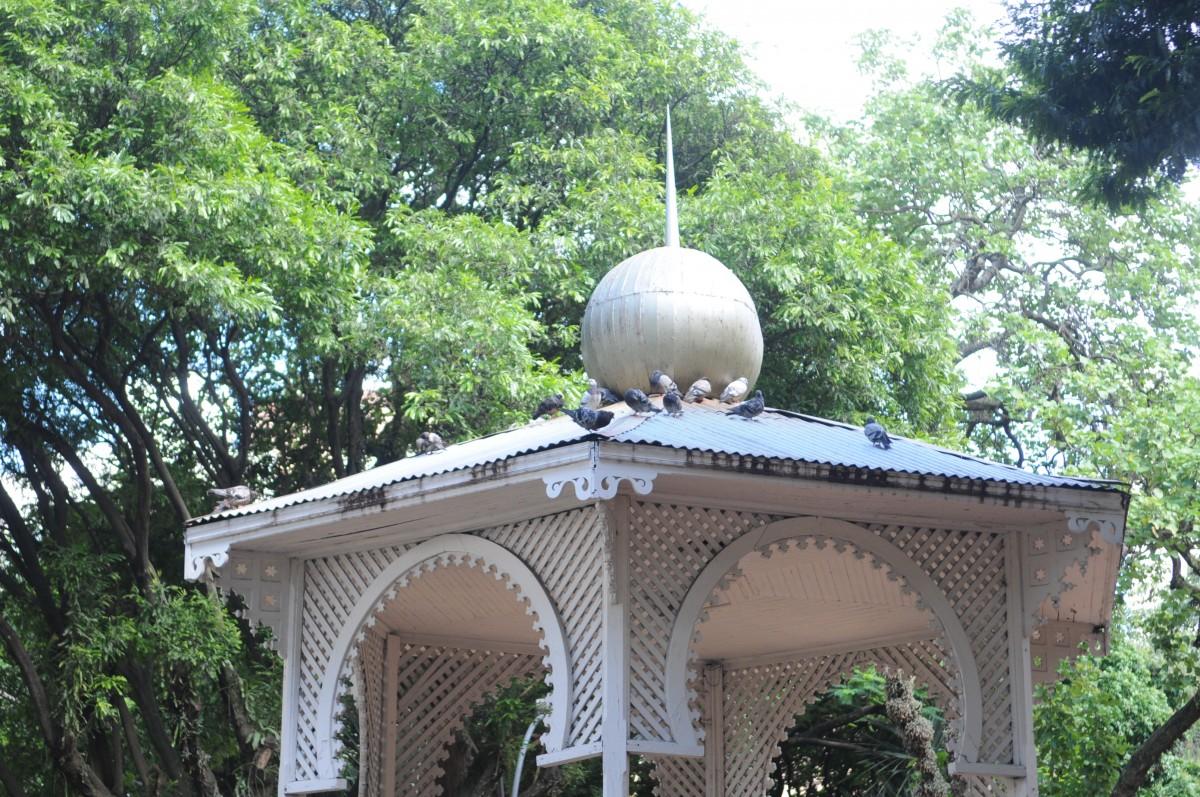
628,503,777,741
649,642,960,797
355,630,387,797
390,644,541,797
297,545,417,781
480,507,607,746
870,525,1013,764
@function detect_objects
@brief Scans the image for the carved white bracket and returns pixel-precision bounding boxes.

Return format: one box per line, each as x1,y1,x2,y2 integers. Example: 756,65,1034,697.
1065,511,1125,545
542,461,657,501
184,539,231,581
1023,511,1124,633
195,550,293,655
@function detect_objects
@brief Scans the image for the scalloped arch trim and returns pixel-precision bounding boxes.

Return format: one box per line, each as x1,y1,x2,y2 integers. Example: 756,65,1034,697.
311,534,572,780
663,516,984,766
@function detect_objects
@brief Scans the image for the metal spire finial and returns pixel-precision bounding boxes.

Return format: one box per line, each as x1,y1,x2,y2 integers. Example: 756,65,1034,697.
665,106,680,248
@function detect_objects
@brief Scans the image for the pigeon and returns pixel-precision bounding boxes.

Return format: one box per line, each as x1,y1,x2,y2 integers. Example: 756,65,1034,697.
649,370,678,395
582,379,605,409
623,388,661,415
864,417,892,449
563,407,615,431
600,386,623,406
532,393,564,420
208,485,258,513
663,389,684,417
683,377,711,403
720,377,749,403
416,431,446,454
727,390,764,420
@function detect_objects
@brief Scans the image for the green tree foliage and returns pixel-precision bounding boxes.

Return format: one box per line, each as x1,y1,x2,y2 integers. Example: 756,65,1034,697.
959,0,1200,207
768,669,950,796
0,0,964,793
1036,634,1200,797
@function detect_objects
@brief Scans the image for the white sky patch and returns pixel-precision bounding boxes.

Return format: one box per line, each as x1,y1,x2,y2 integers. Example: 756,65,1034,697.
681,0,1007,122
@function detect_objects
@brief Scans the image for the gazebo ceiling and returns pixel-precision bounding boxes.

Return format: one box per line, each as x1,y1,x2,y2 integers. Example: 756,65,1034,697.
373,562,541,648
692,541,934,663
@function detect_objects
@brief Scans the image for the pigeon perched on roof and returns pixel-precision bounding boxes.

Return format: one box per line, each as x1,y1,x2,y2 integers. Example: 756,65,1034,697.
663,389,684,417
624,388,661,415
864,417,892,449
532,394,564,420
650,370,677,394
582,379,605,409
563,407,615,431
720,377,749,403
208,485,258,513
683,377,711,403
600,386,623,406
416,431,446,454
727,390,764,420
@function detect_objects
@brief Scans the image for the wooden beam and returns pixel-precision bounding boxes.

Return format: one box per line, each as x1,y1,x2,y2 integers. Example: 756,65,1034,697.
601,497,631,797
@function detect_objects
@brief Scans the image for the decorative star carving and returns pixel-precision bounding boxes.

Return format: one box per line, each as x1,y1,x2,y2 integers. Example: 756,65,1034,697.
264,594,278,607
235,562,248,575
1060,534,1074,547
1032,537,1045,551
264,564,278,578
1035,568,1047,581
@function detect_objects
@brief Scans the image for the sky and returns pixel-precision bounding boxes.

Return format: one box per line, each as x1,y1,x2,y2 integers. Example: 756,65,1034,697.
679,0,1007,121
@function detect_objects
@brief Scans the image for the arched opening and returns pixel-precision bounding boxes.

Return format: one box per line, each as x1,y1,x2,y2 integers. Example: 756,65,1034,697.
313,535,571,795
660,518,981,797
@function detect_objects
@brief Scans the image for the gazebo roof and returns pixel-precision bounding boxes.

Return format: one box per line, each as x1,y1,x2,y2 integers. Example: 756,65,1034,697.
189,398,1122,527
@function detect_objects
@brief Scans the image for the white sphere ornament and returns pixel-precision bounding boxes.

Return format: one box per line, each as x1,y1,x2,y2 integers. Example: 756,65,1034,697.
580,245,764,396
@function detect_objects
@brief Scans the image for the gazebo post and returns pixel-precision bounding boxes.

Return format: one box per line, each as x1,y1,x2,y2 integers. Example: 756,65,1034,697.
602,497,632,796
703,664,725,797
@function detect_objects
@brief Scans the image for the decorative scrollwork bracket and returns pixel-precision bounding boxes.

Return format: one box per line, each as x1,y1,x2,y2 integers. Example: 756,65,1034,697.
542,459,657,501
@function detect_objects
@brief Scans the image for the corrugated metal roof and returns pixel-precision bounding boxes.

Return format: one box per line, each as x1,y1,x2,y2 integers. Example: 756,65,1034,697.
189,399,1121,526
607,402,1113,490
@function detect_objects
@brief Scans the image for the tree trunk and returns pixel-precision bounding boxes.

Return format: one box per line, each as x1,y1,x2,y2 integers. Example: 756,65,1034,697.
1111,687,1200,796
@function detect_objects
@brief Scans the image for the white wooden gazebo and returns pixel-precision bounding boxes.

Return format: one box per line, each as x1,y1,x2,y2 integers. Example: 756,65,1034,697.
184,120,1126,797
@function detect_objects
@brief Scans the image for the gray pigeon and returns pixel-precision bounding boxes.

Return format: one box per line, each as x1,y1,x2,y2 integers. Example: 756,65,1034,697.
532,393,564,420
720,377,749,403
582,379,605,409
663,389,684,417
563,407,615,431
209,485,257,513
600,386,623,406
649,370,677,394
416,431,446,454
727,390,764,420
624,388,661,415
864,417,892,449
683,377,711,403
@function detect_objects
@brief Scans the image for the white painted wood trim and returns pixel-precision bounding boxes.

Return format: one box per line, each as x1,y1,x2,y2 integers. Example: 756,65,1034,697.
388,632,546,657
717,630,941,672
601,498,631,797
536,742,603,767
949,761,1028,778
703,664,724,797
308,534,572,782
1006,532,1035,777
626,740,704,757
380,636,400,797
283,778,348,794
663,516,985,766
277,559,305,796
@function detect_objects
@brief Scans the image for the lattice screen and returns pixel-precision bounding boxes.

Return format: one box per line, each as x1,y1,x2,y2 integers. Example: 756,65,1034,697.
297,545,418,782
627,503,778,741
650,640,961,797
388,643,541,797
480,506,607,746
355,630,387,797
869,525,1012,764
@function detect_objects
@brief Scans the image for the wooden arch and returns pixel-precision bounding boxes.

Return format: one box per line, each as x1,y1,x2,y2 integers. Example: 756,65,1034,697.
663,516,984,766
312,534,572,781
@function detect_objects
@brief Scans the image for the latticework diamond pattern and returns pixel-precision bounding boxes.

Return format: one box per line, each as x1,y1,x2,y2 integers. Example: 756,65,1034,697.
479,507,607,746
628,503,777,741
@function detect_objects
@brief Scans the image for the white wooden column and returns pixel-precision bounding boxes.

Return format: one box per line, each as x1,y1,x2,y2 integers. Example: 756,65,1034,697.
1006,531,1040,797
703,664,725,797
278,559,305,797
380,636,401,797
602,497,631,797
